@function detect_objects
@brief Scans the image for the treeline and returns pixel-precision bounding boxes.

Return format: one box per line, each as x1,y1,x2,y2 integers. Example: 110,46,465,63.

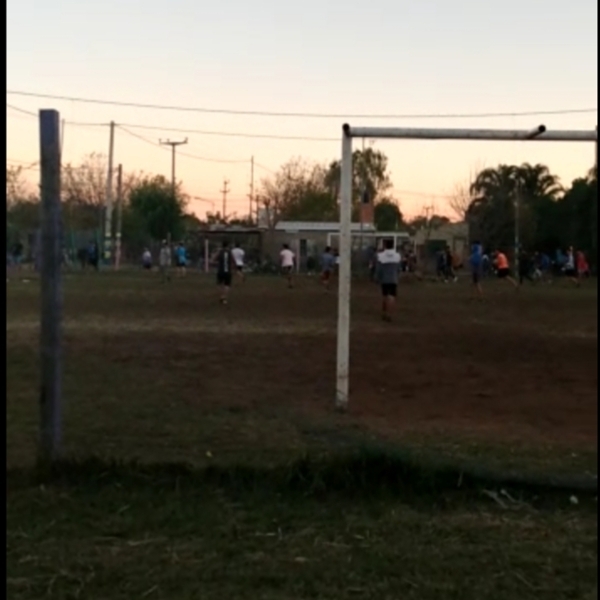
6,151,596,265
6,154,192,253
467,163,597,265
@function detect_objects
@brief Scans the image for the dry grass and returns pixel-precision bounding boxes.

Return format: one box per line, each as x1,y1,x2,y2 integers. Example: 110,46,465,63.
6,270,598,599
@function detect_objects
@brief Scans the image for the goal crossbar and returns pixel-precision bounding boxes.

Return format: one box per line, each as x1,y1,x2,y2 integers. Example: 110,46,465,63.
343,124,597,142
336,122,598,410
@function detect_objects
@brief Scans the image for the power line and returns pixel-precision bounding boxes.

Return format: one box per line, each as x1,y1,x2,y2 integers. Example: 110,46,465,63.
6,104,36,117
6,103,105,126
117,126,250,163
7,104,338,141
113,122,339,142
253,162,277,175
7,90,597,120
6,156,455,201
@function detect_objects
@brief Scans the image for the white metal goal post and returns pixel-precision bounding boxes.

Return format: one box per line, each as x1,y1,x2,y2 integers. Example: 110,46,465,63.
336,123,598,410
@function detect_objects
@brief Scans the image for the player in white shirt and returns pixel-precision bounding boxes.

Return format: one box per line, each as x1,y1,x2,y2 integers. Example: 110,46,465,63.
231,242,245,283
280,243,295,288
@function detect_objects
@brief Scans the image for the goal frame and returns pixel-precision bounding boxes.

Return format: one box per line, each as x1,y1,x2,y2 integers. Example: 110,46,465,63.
336,123,598,410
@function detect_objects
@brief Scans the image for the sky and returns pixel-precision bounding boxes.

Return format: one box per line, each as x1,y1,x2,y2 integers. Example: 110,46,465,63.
6,0,598,220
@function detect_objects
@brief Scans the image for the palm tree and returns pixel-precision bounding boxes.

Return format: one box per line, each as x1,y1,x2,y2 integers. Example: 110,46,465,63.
466,163,562,251
515,163,562,202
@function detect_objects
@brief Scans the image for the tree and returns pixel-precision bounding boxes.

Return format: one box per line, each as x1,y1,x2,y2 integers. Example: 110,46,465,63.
6,166,28,208
373,198,403,231
324,147,392,205
126,175,188,241
63,153,107,209
447,164,486,221
467,163,562,251
407,213,450,235
258,158,336,226
182,213,203,233
62,153,143,231
556,176,597,266
6,166,40,237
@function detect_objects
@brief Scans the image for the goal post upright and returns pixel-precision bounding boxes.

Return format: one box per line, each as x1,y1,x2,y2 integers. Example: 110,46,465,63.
336,122,597,411
336,125,353,410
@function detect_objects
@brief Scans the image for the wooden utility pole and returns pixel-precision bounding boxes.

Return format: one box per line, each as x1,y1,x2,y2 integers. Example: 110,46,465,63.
114,164,123,270
160,138,187,243
104,120,115,263
221,178,230,221
248,157,254,224
159,138,188,196
39,109,63,465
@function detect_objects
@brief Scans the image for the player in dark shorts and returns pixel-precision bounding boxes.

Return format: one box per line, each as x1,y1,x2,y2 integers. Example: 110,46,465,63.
494,250,518,288
215,241,235,304
469,241,484,298
375,239,401,322
320,246,336,290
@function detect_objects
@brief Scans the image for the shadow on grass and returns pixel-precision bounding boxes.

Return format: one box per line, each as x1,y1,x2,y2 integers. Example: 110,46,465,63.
9,445,597,506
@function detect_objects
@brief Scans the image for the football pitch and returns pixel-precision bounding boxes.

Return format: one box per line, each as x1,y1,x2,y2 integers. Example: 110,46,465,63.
6,270,598,599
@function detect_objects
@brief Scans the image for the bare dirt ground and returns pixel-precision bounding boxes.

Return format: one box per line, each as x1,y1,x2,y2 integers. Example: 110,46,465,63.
6,270,598,471
6,270,598,600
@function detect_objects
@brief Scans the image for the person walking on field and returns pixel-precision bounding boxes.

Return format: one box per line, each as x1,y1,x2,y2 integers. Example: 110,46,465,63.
280,243,295,289
320,246,336,290
576,250,589,282
518,249,535,285
174,242,187,277
142,248,152,270
231,242,245,283
376,239,402,322
493,250,518,288
159,240,172,283
445,246,457,283
215,240,235,304
469,241,484,299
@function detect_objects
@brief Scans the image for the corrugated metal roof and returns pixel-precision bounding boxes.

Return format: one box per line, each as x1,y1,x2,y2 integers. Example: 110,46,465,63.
275,221,377,232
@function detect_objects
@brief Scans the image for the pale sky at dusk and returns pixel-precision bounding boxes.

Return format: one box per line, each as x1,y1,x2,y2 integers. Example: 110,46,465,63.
7,0,598,220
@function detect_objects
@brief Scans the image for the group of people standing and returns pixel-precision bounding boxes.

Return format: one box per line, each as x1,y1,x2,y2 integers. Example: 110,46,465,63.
469,244,590,297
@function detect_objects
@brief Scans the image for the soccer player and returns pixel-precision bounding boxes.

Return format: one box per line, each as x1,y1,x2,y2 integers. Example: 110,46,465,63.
88,241,99,271
493,249,518,288
469,240,484,298
538,252,552,283
215,240,235,304
159,240,172,283
320,246,336,290
231,242,246,283
576,250,589,281
174,242,187,277
518,249,535,285
376,239,401,322
445,246,458,283
564,246,579,286
11,240,23,272
280,243,295,288
142,248,152,270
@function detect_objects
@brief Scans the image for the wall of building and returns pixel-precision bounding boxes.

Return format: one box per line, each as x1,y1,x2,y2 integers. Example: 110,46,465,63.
413,222,469,270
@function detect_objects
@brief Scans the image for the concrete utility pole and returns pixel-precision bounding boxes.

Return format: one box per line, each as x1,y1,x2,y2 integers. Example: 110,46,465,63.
39,109,63,465
104,120,115,263
220,178,230,221
115,164,123,270
248,157,254,224
159,138,188,196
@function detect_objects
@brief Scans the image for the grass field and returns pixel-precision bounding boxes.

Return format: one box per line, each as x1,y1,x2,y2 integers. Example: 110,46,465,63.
6,270,598,599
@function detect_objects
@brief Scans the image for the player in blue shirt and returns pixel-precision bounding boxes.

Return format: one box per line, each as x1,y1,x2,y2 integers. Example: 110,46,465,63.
469,241,484,298
175,242,187,277
320,246,336,290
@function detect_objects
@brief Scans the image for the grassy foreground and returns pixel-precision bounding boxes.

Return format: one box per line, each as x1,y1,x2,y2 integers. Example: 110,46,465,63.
7,272,598,598
7,453,598,600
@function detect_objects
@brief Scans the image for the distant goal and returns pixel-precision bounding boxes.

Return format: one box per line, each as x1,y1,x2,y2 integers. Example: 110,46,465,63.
335,122,598,410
